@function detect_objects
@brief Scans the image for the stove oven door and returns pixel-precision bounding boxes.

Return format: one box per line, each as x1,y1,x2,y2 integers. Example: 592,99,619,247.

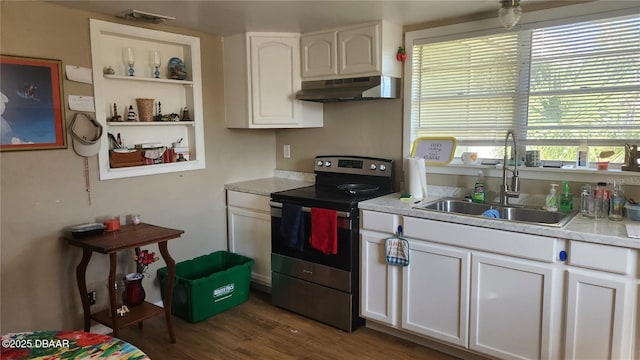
269,201,363,332
270,201,356,274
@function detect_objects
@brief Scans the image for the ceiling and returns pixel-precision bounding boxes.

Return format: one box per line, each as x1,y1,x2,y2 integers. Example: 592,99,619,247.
49,0,548,36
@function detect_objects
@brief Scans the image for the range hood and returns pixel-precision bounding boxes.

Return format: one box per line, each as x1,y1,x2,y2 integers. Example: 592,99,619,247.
295,75,401,103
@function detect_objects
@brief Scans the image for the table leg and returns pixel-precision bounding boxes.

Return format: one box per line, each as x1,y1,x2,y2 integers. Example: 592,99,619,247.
76,249,93,331
108,252,118,338
158,241,176,343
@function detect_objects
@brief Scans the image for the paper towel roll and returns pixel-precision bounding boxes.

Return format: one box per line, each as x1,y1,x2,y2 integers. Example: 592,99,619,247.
406,157,427,201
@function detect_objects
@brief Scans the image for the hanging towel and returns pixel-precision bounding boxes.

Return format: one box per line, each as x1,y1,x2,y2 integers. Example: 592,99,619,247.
280,204,305,251
386,236,410,266
309,208,338,255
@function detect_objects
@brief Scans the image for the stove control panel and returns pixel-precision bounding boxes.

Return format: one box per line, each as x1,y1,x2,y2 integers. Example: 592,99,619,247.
314,156,394,177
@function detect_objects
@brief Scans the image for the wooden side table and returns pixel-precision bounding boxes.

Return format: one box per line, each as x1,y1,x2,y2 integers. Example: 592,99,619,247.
66,223,184,343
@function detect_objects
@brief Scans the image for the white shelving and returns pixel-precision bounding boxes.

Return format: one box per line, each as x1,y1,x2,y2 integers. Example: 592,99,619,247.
90,19,205,180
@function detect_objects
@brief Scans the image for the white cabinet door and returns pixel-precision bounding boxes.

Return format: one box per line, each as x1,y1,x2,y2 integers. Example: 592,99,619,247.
300,31,337,78
224,33,323,129
338,23,380,75
402,240,470,347
564,270,634,360
227,192,272,286
250,35,300,126
360,230,400,327
470,253,556,360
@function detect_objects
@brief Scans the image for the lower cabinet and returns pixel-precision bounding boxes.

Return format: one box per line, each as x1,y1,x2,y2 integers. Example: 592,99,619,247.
360,210,638,360
227,191,272,286
402,240,470,347
564,269,635,360
470,253,557,360
360,230,400,327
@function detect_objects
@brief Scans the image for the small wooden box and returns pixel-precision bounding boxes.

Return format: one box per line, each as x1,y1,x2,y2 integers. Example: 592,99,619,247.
110,150,144,168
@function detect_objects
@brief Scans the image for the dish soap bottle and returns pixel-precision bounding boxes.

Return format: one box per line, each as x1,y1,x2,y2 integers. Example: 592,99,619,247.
546,184,559,211
560,181,573,212
472,170,485,203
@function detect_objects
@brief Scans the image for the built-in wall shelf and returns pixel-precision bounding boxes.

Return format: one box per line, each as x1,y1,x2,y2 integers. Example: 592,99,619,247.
104,74,193,86
106,121,195,127
90,19,205,180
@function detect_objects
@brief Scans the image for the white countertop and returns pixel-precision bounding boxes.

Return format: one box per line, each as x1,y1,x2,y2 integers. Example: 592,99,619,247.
360,193,640,249
224,172,314,197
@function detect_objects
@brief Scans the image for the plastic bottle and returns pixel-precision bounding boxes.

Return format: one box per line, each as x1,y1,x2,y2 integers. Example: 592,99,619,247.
560,181,573,212
472,170,485,204
546,184,559,211
577,142,589,167
609,181,625,221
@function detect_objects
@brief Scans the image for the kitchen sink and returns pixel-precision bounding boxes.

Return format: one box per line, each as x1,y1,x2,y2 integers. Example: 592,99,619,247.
415,198,577,227
420,198,492,215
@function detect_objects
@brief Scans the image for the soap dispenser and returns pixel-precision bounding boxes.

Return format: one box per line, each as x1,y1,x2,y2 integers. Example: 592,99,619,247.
560,181,573,212
472,170,486,203
546,184,559,211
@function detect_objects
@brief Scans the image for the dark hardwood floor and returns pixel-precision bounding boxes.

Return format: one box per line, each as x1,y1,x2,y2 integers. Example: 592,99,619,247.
117,290,460,360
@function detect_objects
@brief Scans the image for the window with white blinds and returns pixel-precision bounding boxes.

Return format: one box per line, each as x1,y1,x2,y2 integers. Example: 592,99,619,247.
410,14,640,147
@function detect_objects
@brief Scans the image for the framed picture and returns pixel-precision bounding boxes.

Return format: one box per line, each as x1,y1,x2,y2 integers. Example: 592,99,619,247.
0,55,66,151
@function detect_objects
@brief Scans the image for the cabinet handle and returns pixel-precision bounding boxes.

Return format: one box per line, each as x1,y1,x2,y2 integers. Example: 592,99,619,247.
559,250,567,261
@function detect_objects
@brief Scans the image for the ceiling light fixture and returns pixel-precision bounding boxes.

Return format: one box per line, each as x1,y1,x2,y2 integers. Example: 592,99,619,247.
123,9,176,23
498,0,522,30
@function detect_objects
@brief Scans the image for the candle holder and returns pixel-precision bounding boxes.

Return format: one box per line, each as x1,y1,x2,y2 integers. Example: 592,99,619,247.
123,47,135,76
149,51,161,78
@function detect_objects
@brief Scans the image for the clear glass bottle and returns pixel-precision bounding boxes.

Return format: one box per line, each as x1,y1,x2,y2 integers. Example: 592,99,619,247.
609,182,625,221
580,184,591,217
589,182,608,219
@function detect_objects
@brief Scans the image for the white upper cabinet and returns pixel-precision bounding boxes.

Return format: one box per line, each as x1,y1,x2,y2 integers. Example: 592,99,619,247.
301,21,402,80
89,19,206,180
338,23,380,75
300,31,338,78
224,33,323,129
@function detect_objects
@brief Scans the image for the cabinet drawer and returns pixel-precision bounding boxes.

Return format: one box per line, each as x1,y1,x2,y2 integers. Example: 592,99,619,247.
568,241,634,275
403,217,558,263
361,210,400,234
227,191,270,212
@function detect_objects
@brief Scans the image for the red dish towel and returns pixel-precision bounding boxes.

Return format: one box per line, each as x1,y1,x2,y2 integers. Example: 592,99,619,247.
309,208,338,255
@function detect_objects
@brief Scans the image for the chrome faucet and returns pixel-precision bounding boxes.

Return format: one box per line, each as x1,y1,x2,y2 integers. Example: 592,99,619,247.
500,129,520,205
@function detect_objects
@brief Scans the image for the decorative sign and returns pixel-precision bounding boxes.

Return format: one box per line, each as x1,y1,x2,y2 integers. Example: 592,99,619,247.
410,137,458,165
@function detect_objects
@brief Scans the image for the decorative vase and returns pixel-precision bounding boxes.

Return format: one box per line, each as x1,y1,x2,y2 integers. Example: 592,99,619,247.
136,98,154,122
123,273,145,306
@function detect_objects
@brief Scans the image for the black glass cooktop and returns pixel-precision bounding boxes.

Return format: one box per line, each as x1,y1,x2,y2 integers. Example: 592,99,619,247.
271,184,391,211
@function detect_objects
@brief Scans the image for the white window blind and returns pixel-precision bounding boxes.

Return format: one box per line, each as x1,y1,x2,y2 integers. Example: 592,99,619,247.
410,14,640,147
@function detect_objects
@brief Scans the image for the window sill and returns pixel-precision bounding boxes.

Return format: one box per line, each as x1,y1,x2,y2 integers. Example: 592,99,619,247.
428,163,640,185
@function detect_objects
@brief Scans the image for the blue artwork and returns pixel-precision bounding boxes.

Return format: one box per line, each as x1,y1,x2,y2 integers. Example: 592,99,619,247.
1,62,56,145
0,55,65,151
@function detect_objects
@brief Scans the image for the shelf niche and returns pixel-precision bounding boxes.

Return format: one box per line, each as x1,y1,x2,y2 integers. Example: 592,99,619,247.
90,19,205,180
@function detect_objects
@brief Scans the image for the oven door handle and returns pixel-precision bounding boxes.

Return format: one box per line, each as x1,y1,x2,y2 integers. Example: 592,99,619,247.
269,201,351,219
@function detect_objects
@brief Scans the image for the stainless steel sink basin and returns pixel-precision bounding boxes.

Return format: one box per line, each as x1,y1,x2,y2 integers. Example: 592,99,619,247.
415,198,577,227
420,198,491,215
494,206,576,226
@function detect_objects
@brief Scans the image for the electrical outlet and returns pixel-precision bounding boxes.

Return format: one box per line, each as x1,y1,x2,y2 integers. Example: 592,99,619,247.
88,291,96,305
283,144,291,158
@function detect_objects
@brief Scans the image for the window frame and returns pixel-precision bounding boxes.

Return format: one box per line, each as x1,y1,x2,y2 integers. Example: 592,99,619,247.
403,4,639,160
